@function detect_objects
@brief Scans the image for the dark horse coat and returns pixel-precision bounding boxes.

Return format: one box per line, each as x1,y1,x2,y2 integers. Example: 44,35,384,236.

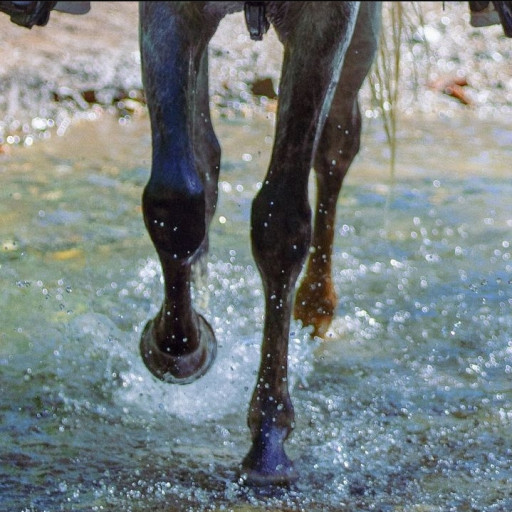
139,1,381,484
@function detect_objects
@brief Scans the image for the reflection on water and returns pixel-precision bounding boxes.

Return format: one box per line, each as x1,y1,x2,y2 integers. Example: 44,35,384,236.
1,110,512,511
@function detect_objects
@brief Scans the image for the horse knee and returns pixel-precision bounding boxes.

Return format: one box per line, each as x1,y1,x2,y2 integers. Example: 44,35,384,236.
143,176,206,261
251,189,311,285
315,101,362,179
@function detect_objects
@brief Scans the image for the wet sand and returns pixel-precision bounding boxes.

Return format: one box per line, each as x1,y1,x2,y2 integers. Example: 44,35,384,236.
0,1,511,149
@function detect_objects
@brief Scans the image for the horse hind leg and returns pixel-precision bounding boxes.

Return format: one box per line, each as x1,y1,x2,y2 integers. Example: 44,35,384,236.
294,2,381,338
293,99,362,338
139,3,221,384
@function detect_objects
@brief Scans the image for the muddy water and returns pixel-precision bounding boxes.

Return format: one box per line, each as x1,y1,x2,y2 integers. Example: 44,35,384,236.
1,109,512,511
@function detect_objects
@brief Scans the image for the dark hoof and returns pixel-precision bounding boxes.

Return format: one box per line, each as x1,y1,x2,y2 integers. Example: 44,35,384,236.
240,463,298,487
140,314,217,385
240,432,298,486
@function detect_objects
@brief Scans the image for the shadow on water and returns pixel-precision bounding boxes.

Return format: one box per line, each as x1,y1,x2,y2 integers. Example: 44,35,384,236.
1,109,512,511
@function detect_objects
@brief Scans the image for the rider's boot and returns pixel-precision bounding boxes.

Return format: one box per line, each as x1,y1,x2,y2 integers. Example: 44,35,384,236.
470,1,512,36
0,1,90,28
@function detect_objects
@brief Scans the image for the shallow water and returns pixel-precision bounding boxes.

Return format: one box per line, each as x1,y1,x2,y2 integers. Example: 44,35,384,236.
1,109,512,511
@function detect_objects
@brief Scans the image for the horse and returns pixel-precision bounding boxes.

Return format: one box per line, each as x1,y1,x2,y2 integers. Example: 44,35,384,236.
138,1,381,485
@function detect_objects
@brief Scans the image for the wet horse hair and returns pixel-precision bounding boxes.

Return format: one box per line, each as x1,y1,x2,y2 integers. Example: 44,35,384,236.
138,1,381,484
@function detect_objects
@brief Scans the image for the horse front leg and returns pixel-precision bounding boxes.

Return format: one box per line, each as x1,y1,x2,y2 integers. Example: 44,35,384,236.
139,3,220,384
241,2,362,484
294,1,381,338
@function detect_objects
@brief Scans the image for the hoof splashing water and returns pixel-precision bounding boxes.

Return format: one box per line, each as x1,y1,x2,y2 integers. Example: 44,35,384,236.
1,113,512,510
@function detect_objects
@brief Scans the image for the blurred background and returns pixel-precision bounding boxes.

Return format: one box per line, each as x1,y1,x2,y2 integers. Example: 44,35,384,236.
0,2,511,148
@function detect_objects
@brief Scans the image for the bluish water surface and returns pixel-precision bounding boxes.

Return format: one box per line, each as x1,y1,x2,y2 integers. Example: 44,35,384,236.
1,110,511,511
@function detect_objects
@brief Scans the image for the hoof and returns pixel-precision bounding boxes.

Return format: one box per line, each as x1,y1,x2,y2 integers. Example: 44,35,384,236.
294,301,335,339
240,431,298,486
140,314,217,385
294,278,337,339
308,314,333,339
239,463,298,487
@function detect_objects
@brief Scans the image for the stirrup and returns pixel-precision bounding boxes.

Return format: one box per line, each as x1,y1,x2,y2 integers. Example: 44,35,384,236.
0,0,90,28
470,2,501,26
0,1,57,28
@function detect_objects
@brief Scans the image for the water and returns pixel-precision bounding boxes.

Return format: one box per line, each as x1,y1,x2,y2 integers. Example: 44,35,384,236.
1,109,512,511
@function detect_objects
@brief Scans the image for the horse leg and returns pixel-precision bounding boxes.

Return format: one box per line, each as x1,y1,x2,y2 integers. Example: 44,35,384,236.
138,3,221,384
294,2,381,338
293,102,361,338
241,2,363,484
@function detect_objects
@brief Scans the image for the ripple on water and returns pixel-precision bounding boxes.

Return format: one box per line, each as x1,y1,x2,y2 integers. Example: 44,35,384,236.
2,113,512,511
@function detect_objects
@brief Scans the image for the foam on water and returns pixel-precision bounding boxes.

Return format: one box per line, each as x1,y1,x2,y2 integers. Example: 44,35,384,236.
65,257,320,425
